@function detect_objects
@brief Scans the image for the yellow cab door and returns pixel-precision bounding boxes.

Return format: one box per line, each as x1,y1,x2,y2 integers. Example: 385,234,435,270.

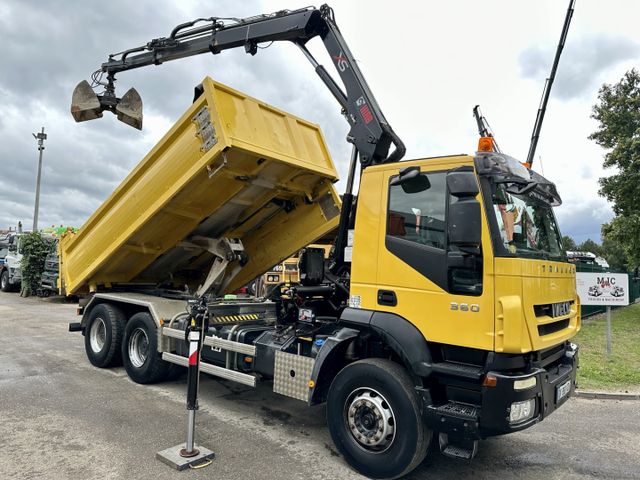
372,158,495,351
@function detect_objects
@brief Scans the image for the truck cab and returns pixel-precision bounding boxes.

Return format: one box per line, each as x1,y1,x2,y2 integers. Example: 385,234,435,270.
346,151,579,441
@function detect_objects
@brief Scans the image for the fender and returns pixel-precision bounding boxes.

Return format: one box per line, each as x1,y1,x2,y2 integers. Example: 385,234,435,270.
339,308,433,377
308,309,433,405
308,327,359,405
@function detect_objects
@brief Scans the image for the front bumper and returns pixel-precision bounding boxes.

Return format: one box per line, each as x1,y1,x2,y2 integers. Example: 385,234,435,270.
479,342,578,437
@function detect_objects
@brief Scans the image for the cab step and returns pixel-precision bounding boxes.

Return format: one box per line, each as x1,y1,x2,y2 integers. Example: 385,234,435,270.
425,401,480,439
438,433,478,460
431,401,479,420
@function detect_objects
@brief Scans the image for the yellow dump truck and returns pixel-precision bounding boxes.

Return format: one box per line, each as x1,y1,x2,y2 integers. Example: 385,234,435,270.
68,5,580,479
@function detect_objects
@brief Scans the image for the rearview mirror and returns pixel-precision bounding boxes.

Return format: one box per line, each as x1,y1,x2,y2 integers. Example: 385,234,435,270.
446,169,481,247
448,200,481,247
390,166,431,194
447,169,479,198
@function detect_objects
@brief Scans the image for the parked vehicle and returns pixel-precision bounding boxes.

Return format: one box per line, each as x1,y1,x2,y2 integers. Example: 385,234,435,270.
0,240,8,269
66,5,580,479
0,233,25,292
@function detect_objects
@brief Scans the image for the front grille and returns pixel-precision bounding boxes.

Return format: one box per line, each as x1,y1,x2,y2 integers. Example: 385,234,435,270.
538,319,570,336
534,300,574,318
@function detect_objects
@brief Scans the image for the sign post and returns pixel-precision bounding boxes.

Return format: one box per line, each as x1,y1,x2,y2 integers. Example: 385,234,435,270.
576,272,629,356
606,306,612,355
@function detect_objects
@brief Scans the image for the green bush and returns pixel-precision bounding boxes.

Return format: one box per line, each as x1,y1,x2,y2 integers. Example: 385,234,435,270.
20,232,53,297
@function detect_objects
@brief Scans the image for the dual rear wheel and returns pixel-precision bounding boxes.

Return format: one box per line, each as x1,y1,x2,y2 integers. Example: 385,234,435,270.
84,305,176,383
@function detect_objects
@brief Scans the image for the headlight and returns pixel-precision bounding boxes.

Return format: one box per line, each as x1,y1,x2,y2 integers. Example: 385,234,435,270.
509,399,535,424
513,376,537,391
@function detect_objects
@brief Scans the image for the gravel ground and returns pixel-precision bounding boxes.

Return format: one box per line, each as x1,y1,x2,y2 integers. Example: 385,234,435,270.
1,292,639,479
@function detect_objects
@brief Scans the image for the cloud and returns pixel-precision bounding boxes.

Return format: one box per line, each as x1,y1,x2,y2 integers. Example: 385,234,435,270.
555,197,613,243
0,0,346,231
519,34,640,100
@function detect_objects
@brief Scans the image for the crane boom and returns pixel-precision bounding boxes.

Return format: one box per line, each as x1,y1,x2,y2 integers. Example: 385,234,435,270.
71,5,405,169
525,0,576,167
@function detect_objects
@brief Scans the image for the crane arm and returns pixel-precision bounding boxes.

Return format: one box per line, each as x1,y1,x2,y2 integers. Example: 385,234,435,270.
72,5,405,168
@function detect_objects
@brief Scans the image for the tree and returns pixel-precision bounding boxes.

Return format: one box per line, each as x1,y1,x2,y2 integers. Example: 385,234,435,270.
602,217,639,269
589,69,640,268
562,235,577,251
577,239,603,257
20,232,52,297
601,227,629,271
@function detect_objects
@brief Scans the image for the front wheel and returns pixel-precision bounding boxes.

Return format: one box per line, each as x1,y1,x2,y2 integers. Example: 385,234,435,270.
327,358,430,479
122,312,170,384
1,270,13,292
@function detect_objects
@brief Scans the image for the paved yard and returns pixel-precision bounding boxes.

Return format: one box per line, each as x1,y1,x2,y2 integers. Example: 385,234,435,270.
1,292,639,479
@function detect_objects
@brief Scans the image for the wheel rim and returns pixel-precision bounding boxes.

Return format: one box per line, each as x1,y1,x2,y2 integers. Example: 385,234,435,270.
128,327,149,368
89,317,107,353
345,387,396,453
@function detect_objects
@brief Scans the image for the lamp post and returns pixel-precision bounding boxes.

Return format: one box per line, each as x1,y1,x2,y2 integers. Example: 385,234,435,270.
32,127,47,232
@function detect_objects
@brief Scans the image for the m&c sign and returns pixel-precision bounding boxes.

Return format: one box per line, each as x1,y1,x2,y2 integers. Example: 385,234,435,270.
576,272,629,306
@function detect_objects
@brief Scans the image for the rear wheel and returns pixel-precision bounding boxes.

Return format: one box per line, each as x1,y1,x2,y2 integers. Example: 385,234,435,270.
84,303,126,368
122,312,170,384
327,358,430,479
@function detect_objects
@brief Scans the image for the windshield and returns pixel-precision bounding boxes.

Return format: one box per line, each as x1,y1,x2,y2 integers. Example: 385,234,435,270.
491,183,564,260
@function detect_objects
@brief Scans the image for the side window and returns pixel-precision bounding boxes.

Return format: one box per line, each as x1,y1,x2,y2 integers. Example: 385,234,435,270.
387,171,447,250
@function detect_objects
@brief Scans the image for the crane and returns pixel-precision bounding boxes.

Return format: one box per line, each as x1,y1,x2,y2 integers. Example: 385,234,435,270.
71,4,406,272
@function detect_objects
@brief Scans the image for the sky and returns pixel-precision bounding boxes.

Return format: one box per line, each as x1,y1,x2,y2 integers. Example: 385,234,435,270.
0,0,638,243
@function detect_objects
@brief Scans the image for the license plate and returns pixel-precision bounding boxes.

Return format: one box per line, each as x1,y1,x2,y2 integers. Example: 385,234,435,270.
556,379,571,402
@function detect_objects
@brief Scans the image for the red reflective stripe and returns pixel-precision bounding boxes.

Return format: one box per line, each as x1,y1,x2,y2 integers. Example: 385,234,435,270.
359,104,373,124
188,342,198,366
189,351,197,365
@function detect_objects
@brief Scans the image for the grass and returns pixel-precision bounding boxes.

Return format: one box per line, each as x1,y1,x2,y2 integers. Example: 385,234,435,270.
575,303,640,391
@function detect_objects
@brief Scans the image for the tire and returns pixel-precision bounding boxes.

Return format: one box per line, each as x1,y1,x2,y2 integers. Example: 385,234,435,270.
1,270,11,292
84,303,126,368
327,358,430,479
122,312,170,384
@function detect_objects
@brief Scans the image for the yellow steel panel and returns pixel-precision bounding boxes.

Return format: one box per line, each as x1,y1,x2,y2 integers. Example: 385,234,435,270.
61,77,340,295
352,156,495,352
494,258,579,353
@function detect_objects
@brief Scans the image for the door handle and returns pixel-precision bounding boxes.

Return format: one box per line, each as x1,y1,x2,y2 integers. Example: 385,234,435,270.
377,290,397,306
